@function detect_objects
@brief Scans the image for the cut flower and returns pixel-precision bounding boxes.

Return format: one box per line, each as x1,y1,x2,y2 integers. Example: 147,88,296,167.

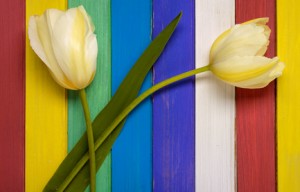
28,5,97,90
209,18,284,88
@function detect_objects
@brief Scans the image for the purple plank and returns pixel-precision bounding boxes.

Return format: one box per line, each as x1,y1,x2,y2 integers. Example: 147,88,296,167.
153,1,195,191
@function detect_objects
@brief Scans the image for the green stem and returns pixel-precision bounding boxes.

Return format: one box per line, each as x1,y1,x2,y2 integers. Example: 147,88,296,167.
59,65,210,191
79,89,96,192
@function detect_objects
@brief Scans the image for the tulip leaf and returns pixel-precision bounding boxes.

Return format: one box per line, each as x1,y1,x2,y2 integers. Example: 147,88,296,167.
44,12,182,191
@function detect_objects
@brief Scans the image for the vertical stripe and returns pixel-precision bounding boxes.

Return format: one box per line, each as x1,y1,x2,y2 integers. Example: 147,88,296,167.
277,0,300,191
195,0,235,191
236,0,276,191
67,1,111,191
0,0,25,191
26,1,67,191
153,1,195,191
111,1,152,191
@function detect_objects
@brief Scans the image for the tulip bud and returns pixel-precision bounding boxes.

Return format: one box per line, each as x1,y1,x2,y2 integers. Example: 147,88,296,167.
209,18,284,89
28,5,97,90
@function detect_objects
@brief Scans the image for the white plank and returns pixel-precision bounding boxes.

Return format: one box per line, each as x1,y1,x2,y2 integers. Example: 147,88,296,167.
195,0,236,191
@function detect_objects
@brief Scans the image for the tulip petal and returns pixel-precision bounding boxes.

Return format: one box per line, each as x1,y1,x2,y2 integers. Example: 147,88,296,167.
242,17,269,26
29,10,75,89
84,33,97,85
210,56,282,83
51,7,95,89
78,5,95,32
228,61,285,88
28,16,49,66
210,18,270,63
46,9,65,29
34,11,61,72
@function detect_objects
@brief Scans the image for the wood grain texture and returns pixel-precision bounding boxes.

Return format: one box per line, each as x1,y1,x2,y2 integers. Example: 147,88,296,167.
26,1,67,191
67,1,111,191
111,1,152,191
152,1,195,191
0,0,25,191
236,0,276,191
277,0,300,191
195,0,235,191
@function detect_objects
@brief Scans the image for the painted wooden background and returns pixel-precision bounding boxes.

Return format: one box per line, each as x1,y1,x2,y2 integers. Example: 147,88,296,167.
0,0,299,191
0,0,25,191
67,0,111,191
111,0,152,191
196,0,235,191
153,1,195,191
236,0,276,191
277,0,300,191
25,1,67,191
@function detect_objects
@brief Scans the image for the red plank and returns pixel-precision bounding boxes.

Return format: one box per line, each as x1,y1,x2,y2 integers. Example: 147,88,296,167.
236,0,276,192
0,0,25,191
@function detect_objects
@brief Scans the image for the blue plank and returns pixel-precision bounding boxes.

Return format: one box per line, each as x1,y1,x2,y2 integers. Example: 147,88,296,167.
153,1,195,191
111,1,152,191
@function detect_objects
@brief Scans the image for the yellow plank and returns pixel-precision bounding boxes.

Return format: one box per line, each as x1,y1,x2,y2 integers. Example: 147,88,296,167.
277,0,300,191
26,1,67,191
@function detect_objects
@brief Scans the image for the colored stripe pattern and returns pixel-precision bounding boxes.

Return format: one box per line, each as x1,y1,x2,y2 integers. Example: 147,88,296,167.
67,0,112,191
0,1,296,191
0,0,25,191
111,0,152,191
25,1,67,191
236,0,276,191
195,0,235,191
277,0,300,191
153,1,195,191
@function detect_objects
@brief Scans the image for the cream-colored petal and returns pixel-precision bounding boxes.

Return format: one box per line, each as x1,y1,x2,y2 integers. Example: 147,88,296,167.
210,18,270,63
34,11,69,84
51,7,95,89
225,61,285,89
49,71,77,90
209,28,231,62
45,9,64,29
78,5,95,32
28,16,49,66
84,33,97,85
30,10,77,89
210,56,280,82
50,8,77,78
77,5,97,81
242,17,269,25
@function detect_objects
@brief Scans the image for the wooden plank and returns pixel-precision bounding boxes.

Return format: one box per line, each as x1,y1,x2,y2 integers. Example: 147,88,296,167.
111,1,152,191
26,1,67,191
195,0,235,191
277,0,300,191
152,1,195,191
235,0,276,191
67,1,111,191
0,0,25,191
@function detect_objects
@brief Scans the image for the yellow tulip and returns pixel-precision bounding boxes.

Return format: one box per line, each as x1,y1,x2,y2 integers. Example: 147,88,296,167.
209,18,284,88
28,5,97,90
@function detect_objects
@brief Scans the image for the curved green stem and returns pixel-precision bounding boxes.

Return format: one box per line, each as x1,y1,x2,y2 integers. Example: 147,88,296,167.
95,65,210,149
79,89,96,192
59,65,210,191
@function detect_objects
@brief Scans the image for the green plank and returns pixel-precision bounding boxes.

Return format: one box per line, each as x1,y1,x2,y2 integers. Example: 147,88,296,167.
67,1,111,191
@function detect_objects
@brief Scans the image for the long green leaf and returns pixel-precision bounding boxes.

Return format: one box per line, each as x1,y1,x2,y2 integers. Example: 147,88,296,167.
44,12,182,191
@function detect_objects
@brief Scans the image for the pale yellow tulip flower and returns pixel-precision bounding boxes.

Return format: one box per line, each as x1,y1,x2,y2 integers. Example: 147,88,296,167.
209,18,284,88
28,5,97,90
28,6,98,191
